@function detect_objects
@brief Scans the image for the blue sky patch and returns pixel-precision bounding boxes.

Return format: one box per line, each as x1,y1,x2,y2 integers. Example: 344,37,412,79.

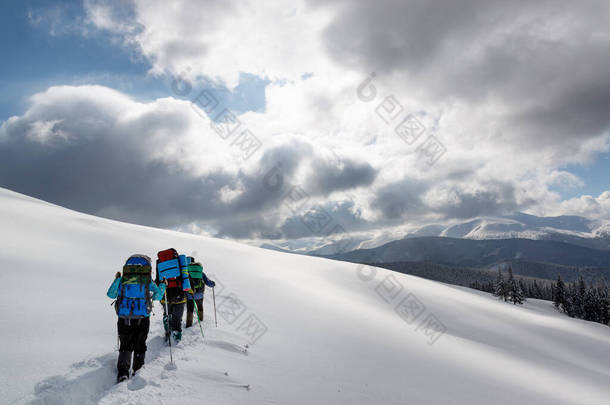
0,0,268,120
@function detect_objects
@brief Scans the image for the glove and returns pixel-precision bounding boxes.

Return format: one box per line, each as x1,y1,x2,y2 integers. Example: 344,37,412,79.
210,281,216,287
187,289,194,295
115,272,121,279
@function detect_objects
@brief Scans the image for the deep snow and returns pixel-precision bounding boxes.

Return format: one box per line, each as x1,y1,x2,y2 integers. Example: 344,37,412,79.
1,187,610,404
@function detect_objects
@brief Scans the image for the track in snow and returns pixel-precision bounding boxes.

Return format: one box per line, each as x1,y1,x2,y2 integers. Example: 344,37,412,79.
26,312,255,405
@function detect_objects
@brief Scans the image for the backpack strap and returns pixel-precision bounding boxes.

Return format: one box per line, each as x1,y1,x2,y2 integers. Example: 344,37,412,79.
116,282,125,315
145,282,152,314
155,259,160,285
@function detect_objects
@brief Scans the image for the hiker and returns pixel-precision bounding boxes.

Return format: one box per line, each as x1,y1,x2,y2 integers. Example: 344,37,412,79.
107,254,166,383
155,248,192,343
185,257,216,328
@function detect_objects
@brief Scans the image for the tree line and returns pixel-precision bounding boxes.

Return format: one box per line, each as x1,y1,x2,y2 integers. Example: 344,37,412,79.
553,275,610,325
469,267,553,301
469,266,610,327
492,266,526,304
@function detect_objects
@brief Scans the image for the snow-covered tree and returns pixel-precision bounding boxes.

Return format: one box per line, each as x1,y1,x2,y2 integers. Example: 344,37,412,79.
553,275,565,310
597,281,610,325
493,268,508,302
572,276,587,318
507,266,525,305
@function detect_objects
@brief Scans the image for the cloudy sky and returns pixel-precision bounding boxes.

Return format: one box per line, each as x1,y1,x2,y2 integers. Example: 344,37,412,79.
1,0,609,252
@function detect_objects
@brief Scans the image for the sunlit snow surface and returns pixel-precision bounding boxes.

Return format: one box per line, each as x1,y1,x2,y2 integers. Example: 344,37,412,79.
1,188,609,404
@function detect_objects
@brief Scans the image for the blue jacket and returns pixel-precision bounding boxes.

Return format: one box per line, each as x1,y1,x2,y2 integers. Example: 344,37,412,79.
107,277,166,317
202,272,215,289
187,272,215,300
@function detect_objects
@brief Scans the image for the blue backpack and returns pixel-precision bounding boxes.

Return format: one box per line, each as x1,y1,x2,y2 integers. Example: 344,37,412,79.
116,254,153,318
157,251,190,288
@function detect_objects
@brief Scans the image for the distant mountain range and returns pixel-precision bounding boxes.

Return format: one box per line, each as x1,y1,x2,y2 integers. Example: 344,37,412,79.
320,236,610,281
406,212,610,250
324,237,610,268
261,212,610,256
260,213,610,284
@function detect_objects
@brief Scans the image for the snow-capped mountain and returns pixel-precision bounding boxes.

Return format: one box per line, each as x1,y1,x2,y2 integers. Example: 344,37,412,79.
265,213,610,257
594,222,610,239
407,213,610,250
442,212,605,239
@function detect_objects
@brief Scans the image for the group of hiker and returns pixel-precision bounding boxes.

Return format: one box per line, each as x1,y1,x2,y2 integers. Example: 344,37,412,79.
106,248,216,382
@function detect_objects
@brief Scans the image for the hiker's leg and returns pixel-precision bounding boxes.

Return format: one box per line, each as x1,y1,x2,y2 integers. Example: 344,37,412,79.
132,318,150,373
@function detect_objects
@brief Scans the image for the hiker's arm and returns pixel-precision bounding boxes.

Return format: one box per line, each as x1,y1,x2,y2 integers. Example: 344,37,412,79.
203,272,216,288
150,281,166,301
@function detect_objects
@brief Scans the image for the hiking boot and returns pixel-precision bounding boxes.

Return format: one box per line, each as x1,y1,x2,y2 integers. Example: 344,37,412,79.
197,309,203,322
133,352,145,373
117,351,132,383
172,331,182,343
185,312,193,328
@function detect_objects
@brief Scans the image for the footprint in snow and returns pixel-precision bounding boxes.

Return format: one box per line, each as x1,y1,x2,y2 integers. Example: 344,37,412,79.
127,375,147,391
205,339,249,355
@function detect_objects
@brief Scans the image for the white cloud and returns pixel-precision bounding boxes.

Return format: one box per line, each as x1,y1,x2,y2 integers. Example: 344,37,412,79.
84,0,335,89
0,85,381,237
545,171,585,190
555,192,610,220
11,0,610,245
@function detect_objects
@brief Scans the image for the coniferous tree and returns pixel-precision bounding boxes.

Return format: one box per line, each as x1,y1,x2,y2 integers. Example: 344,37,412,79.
554,275,565,310
583,287,598,322
494,268,508,302
507,266,525,305
519,279,528,298
599,281,610,325
573,276,587,318
564,283,576,317
532,280,538,298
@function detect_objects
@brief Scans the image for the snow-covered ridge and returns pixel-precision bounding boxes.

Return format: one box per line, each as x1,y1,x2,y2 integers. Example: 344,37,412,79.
594,222,610,238
427,213,610,241
1,187,610,404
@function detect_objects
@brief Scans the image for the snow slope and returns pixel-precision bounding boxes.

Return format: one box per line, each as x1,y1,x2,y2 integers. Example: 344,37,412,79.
1,187,610,405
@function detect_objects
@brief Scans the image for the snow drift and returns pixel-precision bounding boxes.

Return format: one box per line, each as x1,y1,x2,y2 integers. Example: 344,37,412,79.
1,187,609,405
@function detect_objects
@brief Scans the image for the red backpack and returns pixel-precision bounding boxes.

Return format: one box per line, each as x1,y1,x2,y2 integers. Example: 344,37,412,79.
157,248,181,288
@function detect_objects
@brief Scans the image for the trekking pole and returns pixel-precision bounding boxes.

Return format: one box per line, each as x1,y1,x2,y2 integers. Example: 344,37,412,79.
163,280,173,363
191,297,205,340
213,287,218,327
110,300,119,351
202,292,206,323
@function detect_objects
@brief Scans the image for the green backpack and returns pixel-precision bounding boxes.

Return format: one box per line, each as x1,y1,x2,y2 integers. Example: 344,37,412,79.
188,263,203,279
188,263,204,289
